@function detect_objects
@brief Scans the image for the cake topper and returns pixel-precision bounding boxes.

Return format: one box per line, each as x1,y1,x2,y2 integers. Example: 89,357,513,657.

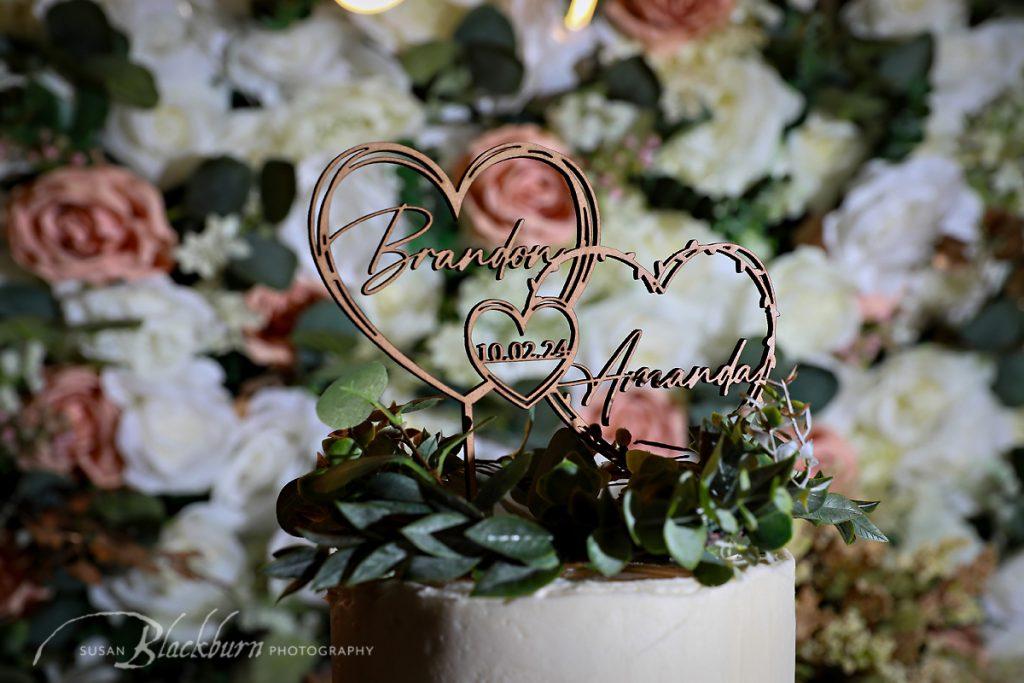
309,142,778,492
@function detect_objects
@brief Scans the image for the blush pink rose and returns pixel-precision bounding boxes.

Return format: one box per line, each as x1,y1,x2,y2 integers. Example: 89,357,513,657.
581,388,689,457
802,426,859,496
6,165,176,284
605,0,734,52
462,125,578,248
244,278,327,366
19,367,123,489
857,293,900,324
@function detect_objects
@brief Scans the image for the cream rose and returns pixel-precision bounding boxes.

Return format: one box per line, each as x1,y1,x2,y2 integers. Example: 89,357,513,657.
212,387,323,530
830,346,1017,506
88,503,247,643
547,92,639,153
822,155,982,297
654,55,803,198
770,246,862,362
266,79,423,163
926,19,1024,144
102,360,239,495
103,78,231,188
986,551,1024,669
841,0,967,39
773,112,864,217
62,276,227,377
350,0,480,51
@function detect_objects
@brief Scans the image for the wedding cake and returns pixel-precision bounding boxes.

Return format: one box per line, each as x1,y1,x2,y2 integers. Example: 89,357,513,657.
329,553,795,683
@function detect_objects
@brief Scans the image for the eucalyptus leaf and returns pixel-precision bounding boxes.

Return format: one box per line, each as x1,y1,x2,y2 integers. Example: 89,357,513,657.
693,554,734,587
260,158,296,223
310,547,358,590
465,516,557,568
264,546,318,579
405,555,479,584
185,156,252,217
474,452,532,510
228,232,297,290
347,543,407,586
472,561,561,598
663,521,706,570
749,509,792,550
402,512,467,559
587,524,632,577
316,362,388,429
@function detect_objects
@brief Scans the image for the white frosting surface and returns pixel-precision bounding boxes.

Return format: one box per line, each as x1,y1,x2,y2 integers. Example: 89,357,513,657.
331,552,795,683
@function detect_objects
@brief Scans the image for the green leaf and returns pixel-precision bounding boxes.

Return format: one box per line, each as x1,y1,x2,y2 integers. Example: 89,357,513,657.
401,513,467,559
310,547,358,590
0,284,58,321
472,561,561,598
603,56,661,108
878,36,932,91
797,492,863,525
337,500,431,530
70,86,109,141
454,5,516,49
82,56,158,108
347,543,407,585
849,513,888,543
397,396,444,415
90,490,164,527
264,546,318,579
405,555,479,583
400,41,460,86
465,45,523,95
260,158,296,223
465,516,557,568
45,0,115,58
961,298,1024,351
587,524,633,577
663,521,706,570
316,362,388,429
749,509,792,550
693,553,733,587
626,449,654,473
365,472,424,503
186,156,252,217
303,454,404,497
716,509,739,534
995,351,1024,407
787,365,839,412
474,452,532,510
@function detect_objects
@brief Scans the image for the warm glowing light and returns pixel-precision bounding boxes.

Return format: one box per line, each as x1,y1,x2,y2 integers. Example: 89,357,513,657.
334,0,406,14
564,0,598,31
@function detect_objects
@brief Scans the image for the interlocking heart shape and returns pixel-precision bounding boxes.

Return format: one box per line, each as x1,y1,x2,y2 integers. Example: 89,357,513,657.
308,142,778,463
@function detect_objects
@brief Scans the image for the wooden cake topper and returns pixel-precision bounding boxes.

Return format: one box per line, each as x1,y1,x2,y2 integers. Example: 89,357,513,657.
308,142,778,491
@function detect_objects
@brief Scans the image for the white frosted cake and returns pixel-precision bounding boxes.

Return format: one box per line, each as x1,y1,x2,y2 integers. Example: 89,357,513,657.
329,552,795,683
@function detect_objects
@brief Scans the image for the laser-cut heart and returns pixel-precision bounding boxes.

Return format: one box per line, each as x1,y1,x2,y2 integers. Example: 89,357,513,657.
525,241,779,455
464,298,579,409
308,142,601,405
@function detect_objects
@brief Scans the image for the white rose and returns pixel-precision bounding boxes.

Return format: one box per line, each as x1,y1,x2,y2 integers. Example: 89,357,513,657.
822,155,982,297
350,0,480,51
89,503,247,643
841,0,966,39
212,387,324,530
926,19,1024,144
547,91,638,152
838,346,1017,503
498,0,615,103
774,112,864,217
360,266,444,347
103,359,239,494
103,78,231,187
278,153,403,282
62,276,227,377
97,0,230,81
654,55,803,197
771,246,861,362
226,5,407,106
266,78,423,163
986,552,1024,667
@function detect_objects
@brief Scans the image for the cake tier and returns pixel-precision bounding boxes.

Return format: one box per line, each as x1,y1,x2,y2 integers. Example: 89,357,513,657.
329,552,795,683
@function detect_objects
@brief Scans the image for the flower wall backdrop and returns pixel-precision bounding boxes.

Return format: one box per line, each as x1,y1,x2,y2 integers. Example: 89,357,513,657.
1,0,1023,680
